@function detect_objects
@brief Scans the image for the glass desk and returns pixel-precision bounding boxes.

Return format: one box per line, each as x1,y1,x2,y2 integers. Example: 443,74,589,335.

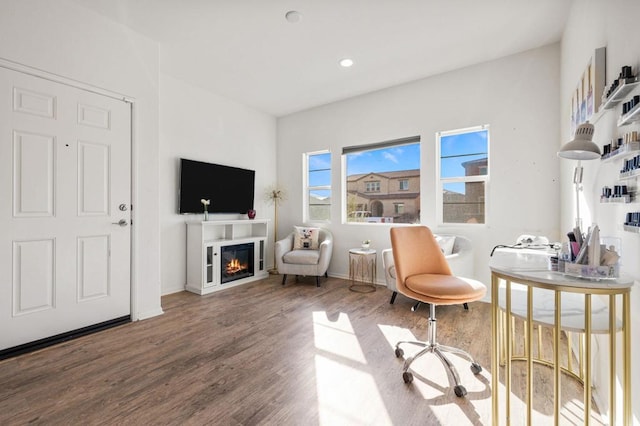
490,266,633,426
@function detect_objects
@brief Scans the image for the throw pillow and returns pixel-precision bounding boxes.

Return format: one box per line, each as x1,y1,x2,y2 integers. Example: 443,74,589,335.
293,226,320,250
435,235,456,256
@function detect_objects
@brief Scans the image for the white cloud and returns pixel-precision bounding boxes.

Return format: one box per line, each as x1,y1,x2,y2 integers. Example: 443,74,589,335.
383,152,398,163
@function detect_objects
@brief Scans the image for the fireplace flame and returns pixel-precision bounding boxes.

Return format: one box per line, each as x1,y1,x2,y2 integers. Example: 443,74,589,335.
226,258,247,275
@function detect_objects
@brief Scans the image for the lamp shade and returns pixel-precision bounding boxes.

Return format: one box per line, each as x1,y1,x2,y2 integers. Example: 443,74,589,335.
558,122,601,160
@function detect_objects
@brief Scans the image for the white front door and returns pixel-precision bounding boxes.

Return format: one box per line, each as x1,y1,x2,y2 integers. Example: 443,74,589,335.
0,67,132,351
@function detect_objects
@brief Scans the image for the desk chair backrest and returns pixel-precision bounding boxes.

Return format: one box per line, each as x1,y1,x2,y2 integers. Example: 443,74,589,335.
390,226,452,292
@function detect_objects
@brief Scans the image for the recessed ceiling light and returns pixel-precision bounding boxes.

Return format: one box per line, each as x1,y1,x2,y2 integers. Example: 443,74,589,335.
285,10,301,23
339,58,354,68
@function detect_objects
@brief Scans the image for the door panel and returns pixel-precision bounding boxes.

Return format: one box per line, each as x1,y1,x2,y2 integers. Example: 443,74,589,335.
0,67,131,351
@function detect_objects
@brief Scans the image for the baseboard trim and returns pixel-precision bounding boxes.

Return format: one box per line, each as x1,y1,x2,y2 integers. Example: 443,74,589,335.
0,316,131,361
136,307,165,320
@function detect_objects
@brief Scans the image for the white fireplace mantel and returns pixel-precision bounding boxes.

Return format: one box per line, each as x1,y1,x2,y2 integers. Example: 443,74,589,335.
185,219,269,295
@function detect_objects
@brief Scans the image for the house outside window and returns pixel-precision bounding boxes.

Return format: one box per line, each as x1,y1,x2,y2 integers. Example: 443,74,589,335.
437,126,489,224
304,151,331,221
343,136,420,224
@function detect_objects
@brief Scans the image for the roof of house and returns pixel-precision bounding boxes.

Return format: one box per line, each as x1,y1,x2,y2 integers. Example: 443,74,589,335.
347,169,420,181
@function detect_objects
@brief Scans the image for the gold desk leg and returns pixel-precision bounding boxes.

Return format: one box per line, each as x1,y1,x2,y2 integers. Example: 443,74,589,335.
567,333,573,376
537,323,543,361
609,294,616,426
585,294,592,426
623,292,631,426
554,290,561,426
491,273,499,426
526,286,533,426
506,279,512,424
579,333,585,381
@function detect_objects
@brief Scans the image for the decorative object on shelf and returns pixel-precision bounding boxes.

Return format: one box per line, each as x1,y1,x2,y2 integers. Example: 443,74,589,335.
361,239,371,250
200,198,210,221
624,211,640,232
602,65,637,108
620,154,640,179
247,209,256,219
601,133,639,159
558,121,601,229
265,185,287,274
600,184,633,203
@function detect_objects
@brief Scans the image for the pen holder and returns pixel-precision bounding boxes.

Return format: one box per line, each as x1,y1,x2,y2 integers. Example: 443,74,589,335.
563,262,619,279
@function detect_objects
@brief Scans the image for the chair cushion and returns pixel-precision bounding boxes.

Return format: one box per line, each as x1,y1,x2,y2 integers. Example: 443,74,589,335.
405,274,485,303
293,226,320,250
283,249,320,265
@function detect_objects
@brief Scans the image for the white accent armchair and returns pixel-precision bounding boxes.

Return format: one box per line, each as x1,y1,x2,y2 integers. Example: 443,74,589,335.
382,234,474,304
276,228,333,287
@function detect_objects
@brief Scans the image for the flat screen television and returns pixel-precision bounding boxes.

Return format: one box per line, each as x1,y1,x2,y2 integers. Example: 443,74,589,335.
179,159,255,214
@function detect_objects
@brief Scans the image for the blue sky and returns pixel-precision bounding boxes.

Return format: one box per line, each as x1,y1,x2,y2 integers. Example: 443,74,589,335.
346,144,420,175
308,130,488,194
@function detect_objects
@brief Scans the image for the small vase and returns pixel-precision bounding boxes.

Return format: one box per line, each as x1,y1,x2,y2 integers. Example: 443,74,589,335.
204,210,209,221
247,209,256,219
361,243,370,250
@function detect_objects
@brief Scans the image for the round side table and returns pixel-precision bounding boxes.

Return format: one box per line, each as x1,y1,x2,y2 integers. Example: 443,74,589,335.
349,248,377,293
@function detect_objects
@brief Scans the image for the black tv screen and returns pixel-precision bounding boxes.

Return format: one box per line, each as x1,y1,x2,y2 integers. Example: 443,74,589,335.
179,159,255,214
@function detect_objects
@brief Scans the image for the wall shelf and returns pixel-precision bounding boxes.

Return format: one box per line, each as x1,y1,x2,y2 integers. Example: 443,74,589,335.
617,102,640,126
601,142,640,162
623,225,640,233
619,169,640,180
600,196,634,204
601,78,639,110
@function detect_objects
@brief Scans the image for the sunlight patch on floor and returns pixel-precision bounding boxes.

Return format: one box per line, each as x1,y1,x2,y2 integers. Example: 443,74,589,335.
315,355,392,426
312,311,392,425
312,311,366,363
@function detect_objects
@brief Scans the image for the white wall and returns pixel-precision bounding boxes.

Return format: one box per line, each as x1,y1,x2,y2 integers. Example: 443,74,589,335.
561,0,640,420
159,73,277,295
277,44,561,286
0,0,162,319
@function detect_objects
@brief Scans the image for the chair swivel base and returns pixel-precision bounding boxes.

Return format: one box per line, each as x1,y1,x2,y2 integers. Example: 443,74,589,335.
395,340,482,397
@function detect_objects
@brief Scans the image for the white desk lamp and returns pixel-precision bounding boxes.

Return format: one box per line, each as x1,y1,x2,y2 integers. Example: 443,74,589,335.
557,122,601,229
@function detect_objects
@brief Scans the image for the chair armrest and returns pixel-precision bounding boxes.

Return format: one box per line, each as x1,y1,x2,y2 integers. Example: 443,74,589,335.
317,238,333,274
275,233,294,269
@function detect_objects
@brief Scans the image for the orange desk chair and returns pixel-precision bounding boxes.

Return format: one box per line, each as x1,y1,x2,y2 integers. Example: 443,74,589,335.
390,226,486,397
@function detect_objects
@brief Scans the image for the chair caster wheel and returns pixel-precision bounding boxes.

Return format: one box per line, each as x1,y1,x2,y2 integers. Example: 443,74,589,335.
402,371,413,384
454,385,467,397
395,347,404,358
470,362,482,375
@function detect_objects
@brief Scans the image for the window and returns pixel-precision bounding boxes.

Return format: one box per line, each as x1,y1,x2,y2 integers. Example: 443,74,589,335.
304,151,331,221
343,136,420,224
437,126,489,224
365,181,380,192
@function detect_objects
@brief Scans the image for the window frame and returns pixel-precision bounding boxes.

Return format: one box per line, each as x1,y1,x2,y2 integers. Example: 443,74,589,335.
303,149,332,223
365,181,381,192
436,125,489,226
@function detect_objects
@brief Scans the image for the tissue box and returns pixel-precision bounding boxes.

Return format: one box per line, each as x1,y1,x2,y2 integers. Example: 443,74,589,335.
563,262,619,279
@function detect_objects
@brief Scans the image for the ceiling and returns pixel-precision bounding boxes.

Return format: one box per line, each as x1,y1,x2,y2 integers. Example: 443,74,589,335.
74,0,572,117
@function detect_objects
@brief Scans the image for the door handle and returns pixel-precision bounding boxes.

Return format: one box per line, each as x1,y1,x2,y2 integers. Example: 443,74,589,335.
112,219,128,227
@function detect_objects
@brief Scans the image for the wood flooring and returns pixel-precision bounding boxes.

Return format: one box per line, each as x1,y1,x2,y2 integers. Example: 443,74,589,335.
0,275,602,425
